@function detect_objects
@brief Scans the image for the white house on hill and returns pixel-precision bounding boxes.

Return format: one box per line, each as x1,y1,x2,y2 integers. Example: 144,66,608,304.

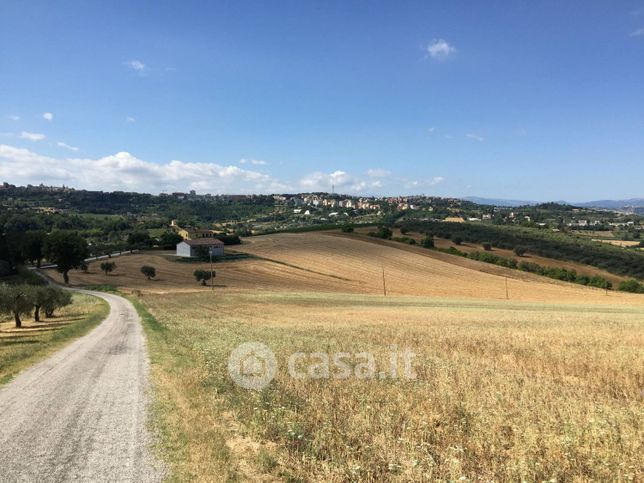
176,238,224,258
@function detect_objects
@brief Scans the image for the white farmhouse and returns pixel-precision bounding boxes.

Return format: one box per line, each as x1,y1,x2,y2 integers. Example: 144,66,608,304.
176,238,224,258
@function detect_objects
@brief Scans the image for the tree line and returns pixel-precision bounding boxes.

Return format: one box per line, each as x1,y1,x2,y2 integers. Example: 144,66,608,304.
0,284,72,328
400,221,644,280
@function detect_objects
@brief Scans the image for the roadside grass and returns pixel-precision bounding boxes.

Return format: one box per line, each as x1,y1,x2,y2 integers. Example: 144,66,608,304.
129,296,242,482
135,290,644,481
0,293,108,385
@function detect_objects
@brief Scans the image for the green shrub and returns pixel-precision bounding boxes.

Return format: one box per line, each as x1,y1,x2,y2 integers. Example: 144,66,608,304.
421,237,434,249
618,279,644,293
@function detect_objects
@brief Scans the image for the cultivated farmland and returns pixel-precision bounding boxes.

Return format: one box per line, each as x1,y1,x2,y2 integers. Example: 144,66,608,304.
48,232,644,306
141,290,644,481
43,232,644,480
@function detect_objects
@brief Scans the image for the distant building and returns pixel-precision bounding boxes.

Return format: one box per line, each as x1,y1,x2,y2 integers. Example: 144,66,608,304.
177,228,219,240
176,239,224,258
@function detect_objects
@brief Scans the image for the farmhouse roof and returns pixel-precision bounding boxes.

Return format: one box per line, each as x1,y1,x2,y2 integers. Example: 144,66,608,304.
180,238,224,247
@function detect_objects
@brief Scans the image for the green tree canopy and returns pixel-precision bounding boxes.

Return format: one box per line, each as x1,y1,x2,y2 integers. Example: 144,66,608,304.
44,232,89,284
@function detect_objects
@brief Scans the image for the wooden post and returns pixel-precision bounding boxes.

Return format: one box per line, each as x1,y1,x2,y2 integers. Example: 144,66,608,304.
382,264,387,296
505,276,509,300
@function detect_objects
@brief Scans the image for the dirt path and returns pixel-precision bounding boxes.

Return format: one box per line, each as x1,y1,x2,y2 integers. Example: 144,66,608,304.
0,289,164,482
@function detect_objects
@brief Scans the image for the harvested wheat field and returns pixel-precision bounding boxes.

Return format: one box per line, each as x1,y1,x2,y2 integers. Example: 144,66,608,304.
47,233,644,306
51,232,644,480
238,232,643,305
356,227,629,286
141,290,644,481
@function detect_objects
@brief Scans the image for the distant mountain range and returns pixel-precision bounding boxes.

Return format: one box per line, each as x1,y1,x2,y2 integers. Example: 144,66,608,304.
463,197,537,207
463,197,644,210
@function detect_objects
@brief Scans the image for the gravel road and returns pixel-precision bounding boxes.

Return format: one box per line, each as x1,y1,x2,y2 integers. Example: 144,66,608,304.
0,289,165,482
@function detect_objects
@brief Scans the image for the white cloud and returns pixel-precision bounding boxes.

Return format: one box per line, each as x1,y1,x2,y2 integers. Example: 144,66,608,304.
126,116,136,123
466,133,484,142
125,60,146,73
404,176,445,190
6,115,20,121
239,158,267,166
427,39,456,59
630,27,644,36
366,168,391,178
19,131,46,141
43,112,53,121
56,141,80,152
300,170,368,193
427,127,436,134
0,144,289,194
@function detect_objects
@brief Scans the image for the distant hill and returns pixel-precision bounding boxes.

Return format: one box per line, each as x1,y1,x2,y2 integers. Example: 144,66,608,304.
464,196,644,211
462,197,538,207
575,199,644,210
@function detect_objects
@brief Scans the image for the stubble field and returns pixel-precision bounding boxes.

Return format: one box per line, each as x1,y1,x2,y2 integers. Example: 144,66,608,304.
43,232,644,479
50,232,644,306
141,290,644,481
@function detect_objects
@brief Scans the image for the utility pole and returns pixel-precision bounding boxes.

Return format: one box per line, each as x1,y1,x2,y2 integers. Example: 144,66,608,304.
382,263,387,296
209,246,214,291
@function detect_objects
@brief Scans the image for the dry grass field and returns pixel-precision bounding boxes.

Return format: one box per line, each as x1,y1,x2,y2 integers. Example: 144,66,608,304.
0,293,108,384
49,233,644,306
44,232,644,480
141,290,644,481
593,239,643,248
356,227,630,286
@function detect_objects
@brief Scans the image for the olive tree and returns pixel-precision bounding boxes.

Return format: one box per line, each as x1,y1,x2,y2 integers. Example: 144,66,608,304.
141,265,156,280
193,269,214,286
43,288,72,318
100,261,116,275
0,284,35,328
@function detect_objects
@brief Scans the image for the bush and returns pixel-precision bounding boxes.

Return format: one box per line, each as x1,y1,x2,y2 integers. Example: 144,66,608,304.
341,225,354,233
368,226,393,239
446,247,467,257
216,234,241,245
482,242,492,251
391,236,416,245
468,251,517,269
514,246,527,257
400,227,408,235
452,237,463,245
140,265,156,280
421,237,434,249
618,279,644,293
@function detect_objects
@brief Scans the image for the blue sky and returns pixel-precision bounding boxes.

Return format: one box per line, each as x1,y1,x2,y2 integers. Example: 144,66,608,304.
1,0,643,200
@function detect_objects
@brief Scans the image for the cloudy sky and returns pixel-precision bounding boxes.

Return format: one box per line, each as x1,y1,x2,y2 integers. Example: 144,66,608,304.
1,1,643,200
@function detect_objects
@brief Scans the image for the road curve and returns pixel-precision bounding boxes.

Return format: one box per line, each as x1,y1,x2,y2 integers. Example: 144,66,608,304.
0,289,165,482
